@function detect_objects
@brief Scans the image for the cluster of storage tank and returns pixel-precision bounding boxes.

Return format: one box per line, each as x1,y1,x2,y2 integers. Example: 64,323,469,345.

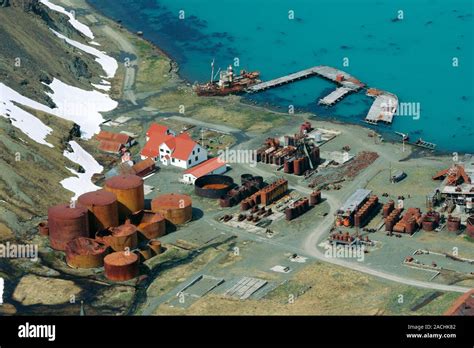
384,207,403,232
41,174,168,282
329,231,355,244
421,211,441,231
285,198,310,221
219,174,264,208
354,195,378,227
382,200,395,218
393,208,422,235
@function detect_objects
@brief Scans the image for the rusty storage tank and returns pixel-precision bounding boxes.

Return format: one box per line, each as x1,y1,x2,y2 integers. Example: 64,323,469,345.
96,223,138,251
195,175,234,199
383,200,395,218
48,204,89,251
38,222,49,236
447,215,461,232
148,240,163,255
128,210,166,239
466,215,474,237
104,175,144,222
104,251,139,281
151,193,193,225
77,189,119,234
294,158,302,176
65,237,108,269
285,207,295,221
422,219,436,232
310,191,322,206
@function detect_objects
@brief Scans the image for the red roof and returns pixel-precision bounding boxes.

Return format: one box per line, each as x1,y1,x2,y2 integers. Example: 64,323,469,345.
184,157,226,178
96,130,131,145
141,133,174,158
164,133,198,161
146,123,169,138
99,140,124,153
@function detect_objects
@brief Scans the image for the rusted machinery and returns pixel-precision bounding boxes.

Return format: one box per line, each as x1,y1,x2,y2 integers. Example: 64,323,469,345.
104,175,144,222
433,165,471,186
421,211,440,231
104,251,139,281
195,175,234,199
96,223,138,252
309,191,322,206
151,193,193,225
65,237,108,269
77,189,119,234
354,195,378,227
393,208,422,235
382,200,395,218
447,215,461,232
466,215,474,238
285,198,310,221
127,210,166,239
385,208,403,232
48,204,90,251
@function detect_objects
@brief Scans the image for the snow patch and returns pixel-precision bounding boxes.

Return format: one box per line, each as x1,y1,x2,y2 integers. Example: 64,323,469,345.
92,83,111,92
51,29,118,78
89,41,101,46
40,0,95,40
45,78,118,139
0,83,54,147
61,141,103,200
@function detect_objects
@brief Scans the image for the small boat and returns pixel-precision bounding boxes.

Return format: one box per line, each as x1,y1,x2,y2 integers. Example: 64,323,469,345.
414,138,436,150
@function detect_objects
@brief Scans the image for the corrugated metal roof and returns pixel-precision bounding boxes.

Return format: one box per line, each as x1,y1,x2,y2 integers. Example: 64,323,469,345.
183,157,226,178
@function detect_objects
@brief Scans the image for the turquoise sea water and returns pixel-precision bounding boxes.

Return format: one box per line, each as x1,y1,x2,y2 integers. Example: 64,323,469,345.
88,0,473,152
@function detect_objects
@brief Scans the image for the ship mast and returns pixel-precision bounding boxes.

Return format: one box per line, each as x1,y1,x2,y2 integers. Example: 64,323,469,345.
210,58,215,83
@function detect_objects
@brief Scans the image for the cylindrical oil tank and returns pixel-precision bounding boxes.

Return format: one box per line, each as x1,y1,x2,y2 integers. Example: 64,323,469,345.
65,237,108,269
195,175,234,199
466,215,474,237
104,251,139,281
77,189,119,235
447,215,461,232
294,159,302,176
96,223,138,252
310,191,321,206
104,175,144,222
128,210,166,240
48,204,89,251
38,222,49,236
422,219,435,232
148,240,163,255
151,193,192,225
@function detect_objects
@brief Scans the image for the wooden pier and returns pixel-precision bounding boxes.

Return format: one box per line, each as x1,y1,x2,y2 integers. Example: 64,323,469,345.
318,87,354,106
365,91,398,124
247,65,364,93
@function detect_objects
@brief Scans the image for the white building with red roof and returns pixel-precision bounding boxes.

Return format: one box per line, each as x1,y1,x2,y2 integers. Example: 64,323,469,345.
141,123,207,169
182,157,227,184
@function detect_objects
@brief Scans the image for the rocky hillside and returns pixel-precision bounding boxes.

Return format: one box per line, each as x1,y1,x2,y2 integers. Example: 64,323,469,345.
0,1,114,239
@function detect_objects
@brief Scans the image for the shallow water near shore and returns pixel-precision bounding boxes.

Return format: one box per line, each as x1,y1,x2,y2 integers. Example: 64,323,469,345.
88,0,473,153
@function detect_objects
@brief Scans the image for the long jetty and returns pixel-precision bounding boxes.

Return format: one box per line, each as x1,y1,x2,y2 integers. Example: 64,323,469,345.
246,65,398,125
